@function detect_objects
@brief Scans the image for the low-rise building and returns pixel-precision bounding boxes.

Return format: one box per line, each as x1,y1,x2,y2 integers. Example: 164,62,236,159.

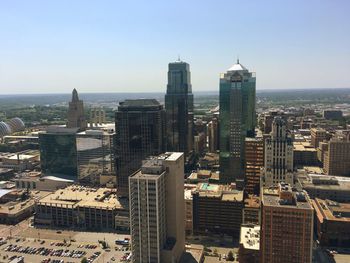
14,171,73,191
297,173,350,202
312,198,350,247
35,185,128,230
192,183,243,237
0,189,50,224
238,225,260,263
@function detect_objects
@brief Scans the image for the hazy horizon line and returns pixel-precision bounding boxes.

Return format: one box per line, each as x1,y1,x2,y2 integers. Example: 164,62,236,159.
0,87,349,96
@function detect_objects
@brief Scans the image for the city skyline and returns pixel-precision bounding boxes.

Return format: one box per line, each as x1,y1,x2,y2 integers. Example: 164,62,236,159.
1,0,350,94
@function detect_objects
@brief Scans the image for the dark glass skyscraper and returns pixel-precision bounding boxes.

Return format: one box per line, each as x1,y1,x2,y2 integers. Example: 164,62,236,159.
115,99,166,194
39,127,78,180
219,60,256,186
165,60,194,154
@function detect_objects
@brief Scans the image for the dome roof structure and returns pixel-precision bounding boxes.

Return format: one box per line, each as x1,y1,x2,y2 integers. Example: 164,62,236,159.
7,117,25,132
0,122,12,137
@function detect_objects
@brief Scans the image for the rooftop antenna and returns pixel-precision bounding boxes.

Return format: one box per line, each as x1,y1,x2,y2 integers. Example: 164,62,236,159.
177,54,181,62
237,55,240,64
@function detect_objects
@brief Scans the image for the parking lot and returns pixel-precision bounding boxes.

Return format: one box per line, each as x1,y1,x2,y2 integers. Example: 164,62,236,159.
0,222,131,263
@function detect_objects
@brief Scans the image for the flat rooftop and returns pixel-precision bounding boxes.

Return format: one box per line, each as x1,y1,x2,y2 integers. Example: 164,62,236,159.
262,186,312,210
313,198,350,223
240,225,260,250
298,173,350,190
244,195,260,208
196,183,243,202
0,190,51,215
38,185,125,209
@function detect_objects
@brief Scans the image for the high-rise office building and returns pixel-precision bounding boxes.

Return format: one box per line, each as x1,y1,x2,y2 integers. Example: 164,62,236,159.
245,137,264,194
39,127,78,180
67,88,86,130
260,183,313,263
115,99,166,193
219,60,256,185
76,130,115,185
261,117,294,187
165,60,194,154
129,152,185,263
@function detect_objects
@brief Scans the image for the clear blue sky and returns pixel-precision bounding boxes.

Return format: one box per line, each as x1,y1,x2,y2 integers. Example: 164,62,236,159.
0,0,349,94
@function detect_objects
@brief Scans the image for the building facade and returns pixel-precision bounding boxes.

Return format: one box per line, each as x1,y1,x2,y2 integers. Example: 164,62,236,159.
245,137,264,194
310,128,327,148
261,117,294,187
165,60,194,154
324,136,350,176
129,153,185,263
208,117,219,153
115,99,166,194
219,60,256,186
192,183,244,237
260,183,313,263
76,130,115,185
39,127,78,180
67,88,86,130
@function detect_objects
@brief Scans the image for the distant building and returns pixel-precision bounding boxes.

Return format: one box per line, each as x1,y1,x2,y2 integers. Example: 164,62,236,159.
261,117,294,186
35,185,128,230
0,151,40,172
207,117,219,153
260,183,313,263
324,135,350,176
297,173,350,203
76,130,115,185
115,99,166,194
39,127,78,180
323,110,343,120
129,153,185,263
192,183,244,237
219,60,256,186
238,225,260,263
184,184,196,236
311,128,327,148
245,137,264,194
89,108,106,126
312,198,350,247
165,60,194,154
0,118,25,138
67,88,86,130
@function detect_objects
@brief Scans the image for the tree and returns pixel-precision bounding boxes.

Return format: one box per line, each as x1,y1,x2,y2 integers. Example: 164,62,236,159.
227,250,234,261
81,257,88,263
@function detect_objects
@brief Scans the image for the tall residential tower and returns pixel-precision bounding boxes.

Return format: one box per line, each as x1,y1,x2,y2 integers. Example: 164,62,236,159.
219,60,256,186
129,152,185,263
165,60,194,154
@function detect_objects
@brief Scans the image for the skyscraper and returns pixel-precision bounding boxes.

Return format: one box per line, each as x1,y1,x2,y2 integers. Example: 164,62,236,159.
115,99,166,194
260,183,313,263
39,127,78,180
219,60,256,186
67,88,86,130
165,59,194,154
261,117,294,186
129,152,185,263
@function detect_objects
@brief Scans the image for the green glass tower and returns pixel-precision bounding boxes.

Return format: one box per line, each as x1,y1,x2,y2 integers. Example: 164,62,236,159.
219,60,256,186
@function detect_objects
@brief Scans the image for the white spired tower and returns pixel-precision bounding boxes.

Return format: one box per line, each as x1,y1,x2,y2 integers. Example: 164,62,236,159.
261,117,294,187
